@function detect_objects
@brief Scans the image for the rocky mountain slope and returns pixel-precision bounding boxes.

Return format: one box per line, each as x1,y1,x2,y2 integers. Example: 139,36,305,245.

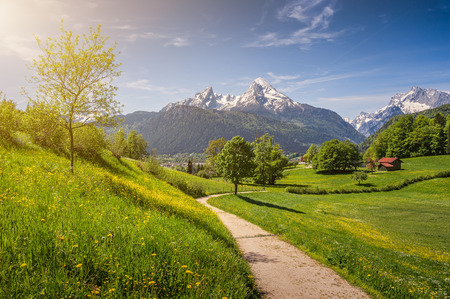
348,86,450,137
124,78,365,154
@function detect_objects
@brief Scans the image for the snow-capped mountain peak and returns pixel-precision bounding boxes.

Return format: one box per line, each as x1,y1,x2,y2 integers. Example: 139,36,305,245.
161,77,301,116
348,86,450,136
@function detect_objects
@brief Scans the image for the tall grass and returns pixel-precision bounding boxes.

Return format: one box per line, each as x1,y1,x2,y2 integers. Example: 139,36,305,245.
0,142,258,298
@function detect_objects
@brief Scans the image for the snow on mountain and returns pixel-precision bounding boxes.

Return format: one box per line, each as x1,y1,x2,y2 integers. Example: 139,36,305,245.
162,77,304,118
348,86,450,137
161,86,237,112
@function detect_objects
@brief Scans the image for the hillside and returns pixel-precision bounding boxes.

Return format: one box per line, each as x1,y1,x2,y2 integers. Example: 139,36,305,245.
358,103,450,151
128,105,352,154
0,140,258,297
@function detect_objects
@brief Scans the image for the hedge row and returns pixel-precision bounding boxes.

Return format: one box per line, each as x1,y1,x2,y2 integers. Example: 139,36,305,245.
285,171,450,195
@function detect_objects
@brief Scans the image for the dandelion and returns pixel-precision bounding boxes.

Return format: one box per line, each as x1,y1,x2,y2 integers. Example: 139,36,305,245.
41,218,46,222
182,265,188,268
185,270,193,274
152,253,156,256
76,264,82,268
20,263,27,268
107,233,112,237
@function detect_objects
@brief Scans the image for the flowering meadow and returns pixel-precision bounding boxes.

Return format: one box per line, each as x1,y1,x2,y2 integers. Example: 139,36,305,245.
0,141,258,298
210,159,450,298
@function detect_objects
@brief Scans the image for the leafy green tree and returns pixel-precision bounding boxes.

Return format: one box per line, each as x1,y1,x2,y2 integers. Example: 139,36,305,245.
303,144,319,164
204,137,226,174
126,130,148,160
27,22,122,173
252,134,288,185
351,171,368,185
109,128,127,159
0,93,21,141
216,136,255,195
313,139,360,171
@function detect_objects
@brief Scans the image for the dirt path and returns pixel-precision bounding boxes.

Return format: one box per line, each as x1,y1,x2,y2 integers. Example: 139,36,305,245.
197,194,371,299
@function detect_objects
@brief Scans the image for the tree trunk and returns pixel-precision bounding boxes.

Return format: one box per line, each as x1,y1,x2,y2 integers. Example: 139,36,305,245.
234,183,238,195
69,126,74,174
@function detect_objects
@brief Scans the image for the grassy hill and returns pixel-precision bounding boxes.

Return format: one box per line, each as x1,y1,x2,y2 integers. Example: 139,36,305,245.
0,140,258,298
209,156,450,298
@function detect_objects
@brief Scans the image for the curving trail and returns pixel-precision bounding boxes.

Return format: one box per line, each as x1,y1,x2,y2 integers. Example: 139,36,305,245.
197,194,371,299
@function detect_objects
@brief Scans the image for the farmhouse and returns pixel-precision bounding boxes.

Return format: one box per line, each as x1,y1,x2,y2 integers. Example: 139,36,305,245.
378,157,403,171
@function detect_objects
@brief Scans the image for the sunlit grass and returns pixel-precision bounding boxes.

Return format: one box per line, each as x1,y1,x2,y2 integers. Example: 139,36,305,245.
267,155,450,192
209,178,450,298
0,142,258,298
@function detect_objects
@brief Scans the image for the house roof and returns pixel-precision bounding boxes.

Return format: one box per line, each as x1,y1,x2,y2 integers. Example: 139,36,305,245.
378,157,403,163
379,162,394,168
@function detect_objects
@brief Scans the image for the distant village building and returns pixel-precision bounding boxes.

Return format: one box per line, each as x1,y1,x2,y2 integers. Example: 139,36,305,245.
377,157,403,171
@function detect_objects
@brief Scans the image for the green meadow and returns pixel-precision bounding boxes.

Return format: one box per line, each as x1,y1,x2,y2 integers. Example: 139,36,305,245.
209,156,450,298
0,141,258,298
269,155,450,193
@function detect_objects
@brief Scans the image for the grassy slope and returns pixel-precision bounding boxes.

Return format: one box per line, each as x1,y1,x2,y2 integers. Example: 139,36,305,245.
0,141,258,298
162,168,263,195
209,157,450,298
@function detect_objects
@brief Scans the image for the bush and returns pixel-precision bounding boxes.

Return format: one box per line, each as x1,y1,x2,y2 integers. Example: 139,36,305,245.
0,95,21,141
73,125,107,158
22,102,66,151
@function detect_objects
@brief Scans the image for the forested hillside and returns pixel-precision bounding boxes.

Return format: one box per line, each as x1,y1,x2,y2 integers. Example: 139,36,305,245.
124,106,364,154
359,104,450,152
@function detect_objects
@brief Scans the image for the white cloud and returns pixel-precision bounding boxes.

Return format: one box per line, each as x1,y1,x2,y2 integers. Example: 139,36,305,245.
165,37,190,47
266,72,300,84
125,79,191,95
125,31,190,47
0,36,40,62
248,0,342,49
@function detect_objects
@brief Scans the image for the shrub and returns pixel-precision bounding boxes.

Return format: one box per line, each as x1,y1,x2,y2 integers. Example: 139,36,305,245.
73,125,107,158
0,95,22,141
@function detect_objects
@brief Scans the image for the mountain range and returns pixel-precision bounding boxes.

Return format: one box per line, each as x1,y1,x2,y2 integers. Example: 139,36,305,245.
347,86,450,137
123,78,365,154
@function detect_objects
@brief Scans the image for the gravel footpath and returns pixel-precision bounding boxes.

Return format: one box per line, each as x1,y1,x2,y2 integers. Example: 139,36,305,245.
197,194,371,299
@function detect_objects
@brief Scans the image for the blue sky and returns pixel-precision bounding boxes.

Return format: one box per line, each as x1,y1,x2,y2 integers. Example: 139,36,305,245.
1,0,449,119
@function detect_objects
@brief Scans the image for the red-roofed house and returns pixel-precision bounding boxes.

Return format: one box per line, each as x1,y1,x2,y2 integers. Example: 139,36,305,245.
378,157,403,171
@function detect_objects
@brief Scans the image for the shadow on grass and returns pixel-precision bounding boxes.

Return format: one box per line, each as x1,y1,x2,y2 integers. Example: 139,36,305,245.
359,183,376,187
237,195,305,214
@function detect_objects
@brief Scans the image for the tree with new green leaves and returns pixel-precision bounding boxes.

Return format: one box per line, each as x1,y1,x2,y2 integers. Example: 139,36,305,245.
26,22,122,173
215,136,255,195
351,171,368,185
204,137,226,174
0,92,21,141
313,139,360,171
109,128,127,159
303,144,319,163
252,134,288,185
126,130,148,160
